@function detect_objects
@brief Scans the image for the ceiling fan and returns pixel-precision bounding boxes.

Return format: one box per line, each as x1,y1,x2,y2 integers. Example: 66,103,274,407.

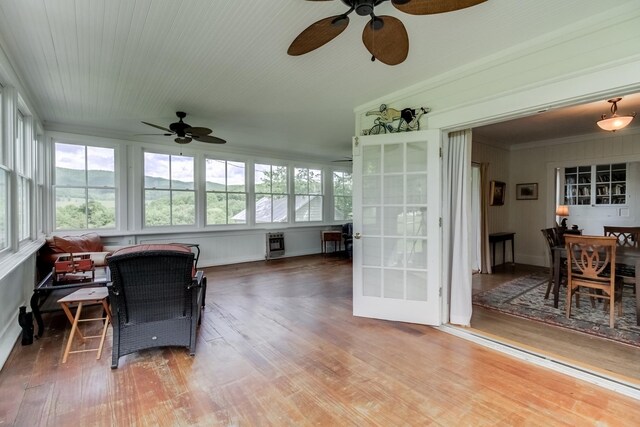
332,156,353,163
288,0,487,65
140,112,226,144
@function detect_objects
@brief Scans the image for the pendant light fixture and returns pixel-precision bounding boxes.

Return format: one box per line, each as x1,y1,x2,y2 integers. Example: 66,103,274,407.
596,97,636,132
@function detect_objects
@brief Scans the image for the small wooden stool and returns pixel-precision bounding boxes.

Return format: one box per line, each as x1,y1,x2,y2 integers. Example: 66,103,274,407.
58,287,111,363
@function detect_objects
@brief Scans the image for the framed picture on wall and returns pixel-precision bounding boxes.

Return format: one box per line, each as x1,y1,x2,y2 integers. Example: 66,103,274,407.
490,180,506,206
516,183,538,200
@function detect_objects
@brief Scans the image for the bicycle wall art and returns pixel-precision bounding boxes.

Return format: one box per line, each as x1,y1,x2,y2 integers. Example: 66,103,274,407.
361,104,430,135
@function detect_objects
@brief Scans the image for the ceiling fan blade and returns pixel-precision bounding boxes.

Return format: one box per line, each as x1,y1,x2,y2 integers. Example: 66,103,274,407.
288,15,349,56
142,121,173,133
174,137,192,144
185,126,212,136
192,134,227,144
362,16,408,66
391,0,487,15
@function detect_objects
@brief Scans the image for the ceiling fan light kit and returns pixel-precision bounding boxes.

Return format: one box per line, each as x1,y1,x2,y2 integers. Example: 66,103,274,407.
141,111,227,145
596,98,636,132
289,0,487,65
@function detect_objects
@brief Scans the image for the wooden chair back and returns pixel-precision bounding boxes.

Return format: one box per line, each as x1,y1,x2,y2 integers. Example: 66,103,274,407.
541,228,562,300
564,235,621,327
603,226,640,248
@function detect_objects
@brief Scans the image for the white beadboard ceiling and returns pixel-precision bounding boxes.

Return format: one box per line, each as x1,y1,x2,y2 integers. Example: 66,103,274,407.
0,0,637,160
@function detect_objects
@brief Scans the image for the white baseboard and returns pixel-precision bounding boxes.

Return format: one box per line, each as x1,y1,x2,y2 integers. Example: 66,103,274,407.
0,312,21,370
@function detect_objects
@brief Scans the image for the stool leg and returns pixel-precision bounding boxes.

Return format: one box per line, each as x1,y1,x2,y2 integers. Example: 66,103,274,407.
96,299,112,360
96,314,110,360
62,302,83,364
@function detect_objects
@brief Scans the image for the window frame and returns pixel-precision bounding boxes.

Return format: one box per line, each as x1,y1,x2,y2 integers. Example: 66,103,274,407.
143,150,196,228
332,170,353,222
293,166,324,223
53,141,118,231
204,157,248,226
254,162,289,224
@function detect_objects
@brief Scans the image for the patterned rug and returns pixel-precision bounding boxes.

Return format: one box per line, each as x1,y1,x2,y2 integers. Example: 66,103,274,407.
473,275,640,348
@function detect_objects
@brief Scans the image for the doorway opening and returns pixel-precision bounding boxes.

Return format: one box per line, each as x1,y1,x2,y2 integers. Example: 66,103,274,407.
464,94,640,384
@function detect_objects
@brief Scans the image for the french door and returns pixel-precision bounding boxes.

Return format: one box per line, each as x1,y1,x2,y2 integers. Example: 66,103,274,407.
352,131,442,325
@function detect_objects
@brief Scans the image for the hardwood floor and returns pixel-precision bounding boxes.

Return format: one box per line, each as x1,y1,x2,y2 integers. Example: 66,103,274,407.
471,264,640,383
2,255,640,425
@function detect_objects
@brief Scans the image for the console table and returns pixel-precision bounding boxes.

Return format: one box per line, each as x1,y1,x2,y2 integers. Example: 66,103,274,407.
321,231,343,254
489,232,515,268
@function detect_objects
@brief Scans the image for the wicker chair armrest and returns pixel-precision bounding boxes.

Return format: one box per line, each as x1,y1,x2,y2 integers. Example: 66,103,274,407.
107,282,119,296
188,271,204,290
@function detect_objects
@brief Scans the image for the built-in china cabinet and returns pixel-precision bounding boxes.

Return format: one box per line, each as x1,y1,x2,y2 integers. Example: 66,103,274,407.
563,163,626,206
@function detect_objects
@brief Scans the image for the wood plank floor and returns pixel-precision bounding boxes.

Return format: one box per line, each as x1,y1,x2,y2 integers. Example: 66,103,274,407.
471,264,640,383
2,255,640,425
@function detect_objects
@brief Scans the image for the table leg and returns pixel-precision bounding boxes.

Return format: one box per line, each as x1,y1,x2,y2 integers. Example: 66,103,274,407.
492,243,495,268
30,291,44,338
502,241,506,265
553,253,561,309
511,237,515,265
636,259,640,326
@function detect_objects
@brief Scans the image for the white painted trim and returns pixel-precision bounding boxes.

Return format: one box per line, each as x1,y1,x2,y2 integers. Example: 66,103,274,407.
439,325,640,401
0,311,20,370
0,239,43,283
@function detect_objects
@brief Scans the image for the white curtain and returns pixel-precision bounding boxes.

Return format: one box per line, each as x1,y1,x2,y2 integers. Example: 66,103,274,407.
480,163,492,274
471,164,481,273
444,130,473,326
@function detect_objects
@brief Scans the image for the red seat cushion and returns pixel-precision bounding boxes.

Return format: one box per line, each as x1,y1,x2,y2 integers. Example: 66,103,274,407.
109,244,195,276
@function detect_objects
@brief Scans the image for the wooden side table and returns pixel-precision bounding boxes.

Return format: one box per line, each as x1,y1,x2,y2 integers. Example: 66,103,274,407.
489,232,515,268
57,287,111,363
321,231,343,254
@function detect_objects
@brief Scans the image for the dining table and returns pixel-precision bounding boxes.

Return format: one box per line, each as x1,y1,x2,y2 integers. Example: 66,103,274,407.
552,245,640,325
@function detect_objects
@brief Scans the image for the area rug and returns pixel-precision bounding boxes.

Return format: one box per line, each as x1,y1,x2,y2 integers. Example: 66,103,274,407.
473,275,640,348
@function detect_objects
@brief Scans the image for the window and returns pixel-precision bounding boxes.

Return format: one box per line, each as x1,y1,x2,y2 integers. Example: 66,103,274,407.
294,167,323,222
0,90,7,251
254,163,288,223
16,111,31,241
205,159,246,225
144,152,195,226
54,142,116,230
0,167,7,251
333,171,352,221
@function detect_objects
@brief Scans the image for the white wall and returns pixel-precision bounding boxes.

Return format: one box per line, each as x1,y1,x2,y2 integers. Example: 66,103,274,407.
102,225,338,267
0,255,36,368
471,141,513,265
509,130,640,267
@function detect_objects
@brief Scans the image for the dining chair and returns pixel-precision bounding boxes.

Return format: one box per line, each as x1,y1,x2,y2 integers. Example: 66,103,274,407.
565,235,623,328
603,226,640,248
541,228,563,300
603,226,639,291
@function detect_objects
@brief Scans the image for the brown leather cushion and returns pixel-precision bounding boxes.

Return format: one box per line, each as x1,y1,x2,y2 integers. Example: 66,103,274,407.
52,233,104,253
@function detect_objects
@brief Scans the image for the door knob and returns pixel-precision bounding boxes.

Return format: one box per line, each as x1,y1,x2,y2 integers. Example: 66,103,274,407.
354,233,361,239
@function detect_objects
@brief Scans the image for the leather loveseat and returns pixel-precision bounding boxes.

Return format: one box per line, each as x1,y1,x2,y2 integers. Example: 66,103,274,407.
38,232,123,276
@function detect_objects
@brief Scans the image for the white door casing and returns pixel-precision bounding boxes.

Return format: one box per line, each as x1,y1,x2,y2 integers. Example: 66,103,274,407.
352,131,441,325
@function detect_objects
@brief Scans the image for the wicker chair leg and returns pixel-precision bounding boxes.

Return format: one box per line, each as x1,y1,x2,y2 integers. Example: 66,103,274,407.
111,323,120,369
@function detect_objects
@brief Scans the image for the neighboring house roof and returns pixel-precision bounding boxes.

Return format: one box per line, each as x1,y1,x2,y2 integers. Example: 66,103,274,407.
233,195,325,223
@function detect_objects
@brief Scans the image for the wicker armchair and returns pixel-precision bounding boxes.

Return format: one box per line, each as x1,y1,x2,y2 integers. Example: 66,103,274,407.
106,244,206,368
